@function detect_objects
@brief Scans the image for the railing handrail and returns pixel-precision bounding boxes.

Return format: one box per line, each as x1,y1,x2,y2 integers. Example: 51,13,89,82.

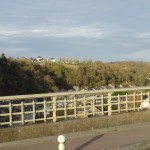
0,86,150,101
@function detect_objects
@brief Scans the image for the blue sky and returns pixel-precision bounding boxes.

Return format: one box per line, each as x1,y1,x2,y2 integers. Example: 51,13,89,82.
0,0,150,62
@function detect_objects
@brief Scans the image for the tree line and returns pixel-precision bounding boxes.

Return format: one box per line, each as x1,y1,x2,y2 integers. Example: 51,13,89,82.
0,54,150,96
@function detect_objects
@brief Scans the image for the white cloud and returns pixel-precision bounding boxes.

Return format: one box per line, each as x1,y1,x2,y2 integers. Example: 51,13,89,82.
0,24,107,41
0,47,28,55
0,36,22,43
136,33,150,41
123,50,150,60
118,42,138,47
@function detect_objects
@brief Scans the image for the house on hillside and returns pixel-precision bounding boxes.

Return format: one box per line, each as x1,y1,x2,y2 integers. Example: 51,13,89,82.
36,56,44,61
50,58,56,63
18,57,28,61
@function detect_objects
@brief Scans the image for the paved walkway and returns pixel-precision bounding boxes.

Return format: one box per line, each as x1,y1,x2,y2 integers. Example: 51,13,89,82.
1,122,150,150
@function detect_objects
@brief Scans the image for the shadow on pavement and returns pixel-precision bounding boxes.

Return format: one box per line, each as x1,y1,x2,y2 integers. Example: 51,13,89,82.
74,134,104,150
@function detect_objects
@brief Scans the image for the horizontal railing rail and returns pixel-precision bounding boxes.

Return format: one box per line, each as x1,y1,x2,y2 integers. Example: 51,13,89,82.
0,86,150,100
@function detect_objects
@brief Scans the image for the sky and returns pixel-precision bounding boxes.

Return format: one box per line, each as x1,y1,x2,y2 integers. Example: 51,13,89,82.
0,0,150,62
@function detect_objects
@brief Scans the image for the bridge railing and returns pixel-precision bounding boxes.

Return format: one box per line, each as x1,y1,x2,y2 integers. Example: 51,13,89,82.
0,86,150,127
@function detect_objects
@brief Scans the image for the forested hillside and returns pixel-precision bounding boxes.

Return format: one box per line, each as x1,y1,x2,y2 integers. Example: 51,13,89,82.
1,54,150,96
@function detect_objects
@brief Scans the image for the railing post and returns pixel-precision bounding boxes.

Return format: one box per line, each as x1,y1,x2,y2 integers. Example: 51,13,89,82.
21,101,24,125
148,91,150,109
126,93,128,112
92,95,95,116
118,94,120,113
101,95,104,115
74,96,77,118
9,102,12,126
108,92,112,116
83,96,86,117
58,135,66,150
44,98,47,122
32,100,35,123
53,97,56,122
133,92,136,111
140,92,143,110
64,97,67,120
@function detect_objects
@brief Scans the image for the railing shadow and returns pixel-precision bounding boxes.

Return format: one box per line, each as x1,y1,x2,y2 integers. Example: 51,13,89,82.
74,134,104,150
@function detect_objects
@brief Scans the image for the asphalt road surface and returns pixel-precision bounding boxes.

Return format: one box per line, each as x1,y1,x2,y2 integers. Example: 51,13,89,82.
1,122,150,150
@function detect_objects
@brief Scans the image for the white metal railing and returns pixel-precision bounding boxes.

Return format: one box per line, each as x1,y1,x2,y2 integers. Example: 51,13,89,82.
0,86,150,127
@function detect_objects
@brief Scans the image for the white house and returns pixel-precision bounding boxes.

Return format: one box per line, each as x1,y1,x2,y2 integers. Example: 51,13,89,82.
50,58,56,63
36,56,44,61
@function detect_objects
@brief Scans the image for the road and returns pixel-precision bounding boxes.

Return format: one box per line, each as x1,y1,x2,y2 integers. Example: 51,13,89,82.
1,122,150,150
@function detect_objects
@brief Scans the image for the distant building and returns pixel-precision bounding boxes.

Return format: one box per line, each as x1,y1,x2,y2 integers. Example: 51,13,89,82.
50,58,56,63
18,57,28,60
36,56,44,61
59,57,79,64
